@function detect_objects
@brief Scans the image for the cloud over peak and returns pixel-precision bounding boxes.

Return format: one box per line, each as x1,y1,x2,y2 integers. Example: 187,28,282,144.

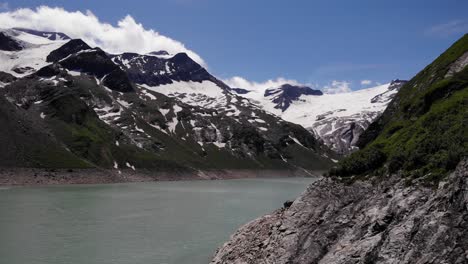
0,6,205,66
223,76,303,91
322,80,352,94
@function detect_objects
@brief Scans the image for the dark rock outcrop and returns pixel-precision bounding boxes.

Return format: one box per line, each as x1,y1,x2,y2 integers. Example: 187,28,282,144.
168,52,212,82
149,50,169,56
110,52,213,87
0,32,22,51
230,88,250,94
265,84,323,112
46,39,134,93
56,47,134,93
46,39,91,62
111,52,173,86
101,69,135,93
0,71,17,83
35,64,62,78
59,48,118,76
12,67,34,75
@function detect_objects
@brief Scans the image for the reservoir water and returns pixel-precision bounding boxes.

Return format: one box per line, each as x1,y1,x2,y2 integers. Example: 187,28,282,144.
0,177,317,264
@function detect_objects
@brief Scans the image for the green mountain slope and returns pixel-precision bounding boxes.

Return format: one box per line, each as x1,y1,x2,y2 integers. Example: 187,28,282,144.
331,34,468,183
0,95,91,168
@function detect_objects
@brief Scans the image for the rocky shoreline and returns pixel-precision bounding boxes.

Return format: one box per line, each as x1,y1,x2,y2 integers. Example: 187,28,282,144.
0,168,324,186
211,160,468,264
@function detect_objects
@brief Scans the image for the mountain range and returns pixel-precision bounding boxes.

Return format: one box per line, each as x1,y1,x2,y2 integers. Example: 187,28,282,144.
0,28,345,183
0,27,416,184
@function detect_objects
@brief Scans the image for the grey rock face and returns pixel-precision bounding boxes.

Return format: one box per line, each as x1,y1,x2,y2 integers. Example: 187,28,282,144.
446,51,468,78
311,111,378,155
211,160,468,264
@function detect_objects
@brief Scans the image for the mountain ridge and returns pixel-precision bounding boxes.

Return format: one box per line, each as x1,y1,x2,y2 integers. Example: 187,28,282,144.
0,28,334,183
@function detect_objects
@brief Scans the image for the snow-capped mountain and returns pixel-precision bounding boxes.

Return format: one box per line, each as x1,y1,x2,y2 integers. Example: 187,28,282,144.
109,51,234,109
13,28,71,41
263,84,323,111
231,80,407,154
0,28,334,177
0,29,69,76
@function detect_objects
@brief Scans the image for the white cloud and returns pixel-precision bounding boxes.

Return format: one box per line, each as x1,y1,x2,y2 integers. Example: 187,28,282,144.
360,79,372,85
322,80,352,94
425,20,468,37
224,76,354,94
0,6,205,66
223,76,303,91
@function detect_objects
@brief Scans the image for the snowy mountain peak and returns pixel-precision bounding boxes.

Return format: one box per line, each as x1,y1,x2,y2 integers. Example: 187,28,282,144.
370,80,407,104
110,51,214,88
46,39,91,62
13,28,71,41
389,79,407,90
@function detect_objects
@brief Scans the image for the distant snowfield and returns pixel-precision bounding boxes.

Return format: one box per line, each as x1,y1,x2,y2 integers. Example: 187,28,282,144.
239,83,393,129
232,82,400,153
13,30,63,45
0,30,67,77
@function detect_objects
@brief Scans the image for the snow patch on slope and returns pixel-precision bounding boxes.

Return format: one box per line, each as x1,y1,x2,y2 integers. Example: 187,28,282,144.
140,81,227,108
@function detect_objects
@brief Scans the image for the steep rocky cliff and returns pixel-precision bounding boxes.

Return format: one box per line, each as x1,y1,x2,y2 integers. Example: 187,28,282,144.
211,159,468,264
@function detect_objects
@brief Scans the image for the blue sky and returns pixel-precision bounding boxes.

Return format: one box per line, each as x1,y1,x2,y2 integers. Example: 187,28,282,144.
3,0,468,90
